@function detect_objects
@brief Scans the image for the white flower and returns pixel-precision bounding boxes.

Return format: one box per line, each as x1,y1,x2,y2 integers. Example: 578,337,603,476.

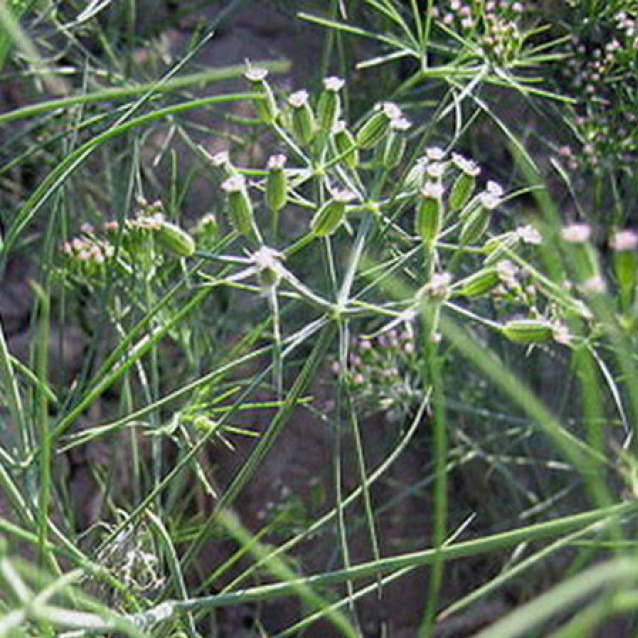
252,246,283,272
389,116,412,131
288,90,310,108
496,260,519,288
561,223,591,244
517,225,542,245
244,67,268,82
426,162,445,179
323,76,345,92
267,154,287,170
376,101,402,120
421,182,444,199
610,229,638,251
580,275,607,294
486,180,504,197
480,191,501,210
221,174,247,193
552,322,571,346
425,146,445,160
452,153,480,177
332,120,347,134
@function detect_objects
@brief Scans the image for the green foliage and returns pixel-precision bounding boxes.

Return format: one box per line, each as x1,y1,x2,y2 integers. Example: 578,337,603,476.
2,2,638,637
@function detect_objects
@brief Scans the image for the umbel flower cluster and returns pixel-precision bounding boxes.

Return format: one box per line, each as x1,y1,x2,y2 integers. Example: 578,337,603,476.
430,0,527,63
557,8,638,172
60,199,196,285
60,69,638,417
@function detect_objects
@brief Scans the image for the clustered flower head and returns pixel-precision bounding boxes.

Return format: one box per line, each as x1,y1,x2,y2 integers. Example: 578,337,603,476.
62,235,113,265
429,0,526,62
558,10,638,173
331,327,420,421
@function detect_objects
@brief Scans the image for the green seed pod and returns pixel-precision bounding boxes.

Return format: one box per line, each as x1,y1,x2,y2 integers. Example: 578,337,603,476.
614,246,638,293
317,76,344,133
382,116,411,169
611,230,638,307
221,175,253,236
483,231,519,266
416,182,444,246
289,90,316,146
403,158,428,192
311,189,356,236
560,223,599,282
457,267,500,298
449,173,477,213
460,205,490,246
449,153,480,214
502,319,554,344
245,67,278,124
265,154,288,212
458,197,480,223
156,221,196,257
333,120,359,169
356,102,401,150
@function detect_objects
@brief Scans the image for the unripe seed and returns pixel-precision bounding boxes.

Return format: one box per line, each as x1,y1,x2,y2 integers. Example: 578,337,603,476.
156,221,196,257
460,204,491,245
483,231,519,266
416,182,444,246
317,76,344,133
356,102,401,149
265,154,288,212
611,230,638,306
404,158,428,191
502,319,554,344
333,120,359,169
561,224,599,282
311,189,356,236
381,117,411,169
457,267,500,298
289,90,316,146
449,173,477,213
245,67,278,124
221,175,253,236
614,246,638,293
